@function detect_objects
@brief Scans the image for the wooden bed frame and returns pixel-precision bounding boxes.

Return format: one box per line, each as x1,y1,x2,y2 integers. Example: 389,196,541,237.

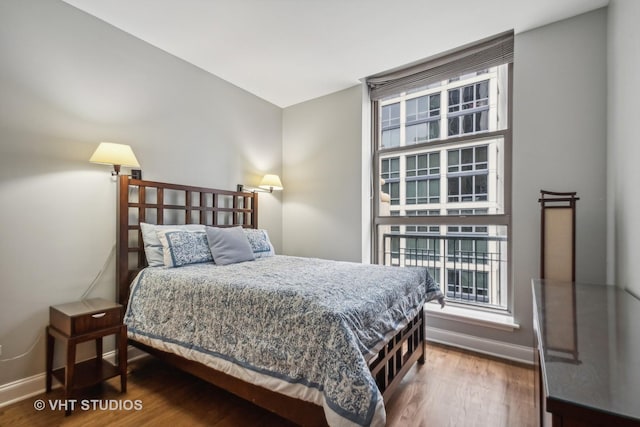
116,175,426,426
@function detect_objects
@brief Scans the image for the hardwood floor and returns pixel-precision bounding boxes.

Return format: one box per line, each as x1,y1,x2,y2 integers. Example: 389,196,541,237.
385,344,535,427
0,343,535,427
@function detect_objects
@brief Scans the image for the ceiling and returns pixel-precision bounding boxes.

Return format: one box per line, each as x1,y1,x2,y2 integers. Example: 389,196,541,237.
62,0,608,108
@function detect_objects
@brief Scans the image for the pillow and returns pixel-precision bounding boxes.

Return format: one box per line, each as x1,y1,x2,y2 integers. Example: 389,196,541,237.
243,228,275,258
205,226,255,265
140,223,205,267
157,229,213,268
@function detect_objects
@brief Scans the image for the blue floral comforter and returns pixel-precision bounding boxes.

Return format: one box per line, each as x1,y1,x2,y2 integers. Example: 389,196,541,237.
124,255,443,426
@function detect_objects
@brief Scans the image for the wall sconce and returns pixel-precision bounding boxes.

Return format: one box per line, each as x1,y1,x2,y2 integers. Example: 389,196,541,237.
237,174,283,193
89,142,140,176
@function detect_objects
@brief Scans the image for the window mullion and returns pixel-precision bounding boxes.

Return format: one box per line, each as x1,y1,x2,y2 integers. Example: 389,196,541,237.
378,129,510,157
375,214,510,226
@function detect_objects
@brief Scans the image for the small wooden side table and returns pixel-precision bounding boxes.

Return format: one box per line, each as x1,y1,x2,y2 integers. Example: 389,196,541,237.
45,298,127,415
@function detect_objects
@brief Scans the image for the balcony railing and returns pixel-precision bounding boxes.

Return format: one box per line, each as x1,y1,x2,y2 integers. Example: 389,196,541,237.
382,233,508,309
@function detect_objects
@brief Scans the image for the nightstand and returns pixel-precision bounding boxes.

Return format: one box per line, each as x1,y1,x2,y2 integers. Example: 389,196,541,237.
45,298,127,415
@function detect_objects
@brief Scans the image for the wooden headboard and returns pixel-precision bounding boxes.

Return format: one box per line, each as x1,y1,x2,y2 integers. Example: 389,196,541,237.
116,175,258,306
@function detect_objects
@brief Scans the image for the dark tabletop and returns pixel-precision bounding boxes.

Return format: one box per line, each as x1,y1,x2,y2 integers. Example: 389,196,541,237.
532,279,640,421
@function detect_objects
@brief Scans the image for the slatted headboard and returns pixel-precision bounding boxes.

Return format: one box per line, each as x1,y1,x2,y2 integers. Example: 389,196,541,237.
116,175,258,307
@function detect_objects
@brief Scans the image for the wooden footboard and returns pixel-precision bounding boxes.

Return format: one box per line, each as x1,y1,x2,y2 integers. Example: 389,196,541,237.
370,307,426,401
128,306,425,426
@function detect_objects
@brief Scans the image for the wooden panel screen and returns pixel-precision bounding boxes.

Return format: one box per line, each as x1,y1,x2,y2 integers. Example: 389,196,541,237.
116,175,258,306
538,190,579,282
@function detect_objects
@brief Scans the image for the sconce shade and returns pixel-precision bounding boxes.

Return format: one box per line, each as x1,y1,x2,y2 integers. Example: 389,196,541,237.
259,174,283,191
89,142,140,168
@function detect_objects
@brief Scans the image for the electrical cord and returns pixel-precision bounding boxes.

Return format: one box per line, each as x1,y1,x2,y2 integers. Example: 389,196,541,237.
0,243,116,363
79,243,116,301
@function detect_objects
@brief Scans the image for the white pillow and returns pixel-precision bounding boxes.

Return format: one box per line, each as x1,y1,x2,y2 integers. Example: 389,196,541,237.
140,222,206,267
206,226,255,265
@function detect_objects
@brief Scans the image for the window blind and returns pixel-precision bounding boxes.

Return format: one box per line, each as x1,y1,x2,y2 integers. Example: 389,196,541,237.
367,30,514,101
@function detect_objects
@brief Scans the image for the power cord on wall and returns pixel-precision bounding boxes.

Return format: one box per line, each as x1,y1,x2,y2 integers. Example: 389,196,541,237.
79,243,116,301
0,243,116,363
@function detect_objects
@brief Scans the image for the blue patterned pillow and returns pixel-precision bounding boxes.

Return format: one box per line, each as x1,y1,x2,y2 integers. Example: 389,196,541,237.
157,230,213,267
140,223,205,266
243,228,275,258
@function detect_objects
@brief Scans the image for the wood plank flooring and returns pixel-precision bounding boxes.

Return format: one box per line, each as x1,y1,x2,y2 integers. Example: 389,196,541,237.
0,343,535,427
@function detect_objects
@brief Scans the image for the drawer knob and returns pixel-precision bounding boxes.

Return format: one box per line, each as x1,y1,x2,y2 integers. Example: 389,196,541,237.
91,312,106,318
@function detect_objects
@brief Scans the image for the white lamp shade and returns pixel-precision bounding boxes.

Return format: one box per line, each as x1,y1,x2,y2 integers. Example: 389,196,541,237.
258,174,283,191
89,142,140,168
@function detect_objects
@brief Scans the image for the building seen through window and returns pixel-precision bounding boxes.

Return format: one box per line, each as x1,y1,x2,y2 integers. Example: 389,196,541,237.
373,53,512,310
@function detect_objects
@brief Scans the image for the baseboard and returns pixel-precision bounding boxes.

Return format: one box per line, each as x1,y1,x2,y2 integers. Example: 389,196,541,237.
426,326,534,365
0,346,148,409
0,372,49,409
103,345,148,365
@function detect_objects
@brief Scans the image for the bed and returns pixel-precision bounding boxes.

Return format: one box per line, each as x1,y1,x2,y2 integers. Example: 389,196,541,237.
116,176,443,426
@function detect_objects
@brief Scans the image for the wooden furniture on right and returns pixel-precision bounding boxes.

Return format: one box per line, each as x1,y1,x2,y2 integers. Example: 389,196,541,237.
532,279,640,427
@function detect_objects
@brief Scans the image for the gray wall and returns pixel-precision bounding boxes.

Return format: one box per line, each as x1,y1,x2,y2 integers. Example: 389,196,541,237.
0,0,282,385
282,9,608,351
607,0,640,297
282,86,363,262
507,7,608,346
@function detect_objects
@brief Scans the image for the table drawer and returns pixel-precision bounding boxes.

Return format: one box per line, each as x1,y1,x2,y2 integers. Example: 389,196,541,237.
50,300,122,336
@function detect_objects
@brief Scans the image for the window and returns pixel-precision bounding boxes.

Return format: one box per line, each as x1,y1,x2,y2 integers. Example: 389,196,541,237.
447,236,488,264
447,270,489,303
406,153,439,176
369,31,513,312
406,94,441,144
381,157,400,205
447,81,490,136
381,103,400,148
447,145,489,202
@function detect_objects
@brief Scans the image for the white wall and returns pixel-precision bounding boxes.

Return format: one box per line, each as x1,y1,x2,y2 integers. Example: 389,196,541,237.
282,9,608,352
0,0,282,386
282,86,363,262
607,0,640,297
